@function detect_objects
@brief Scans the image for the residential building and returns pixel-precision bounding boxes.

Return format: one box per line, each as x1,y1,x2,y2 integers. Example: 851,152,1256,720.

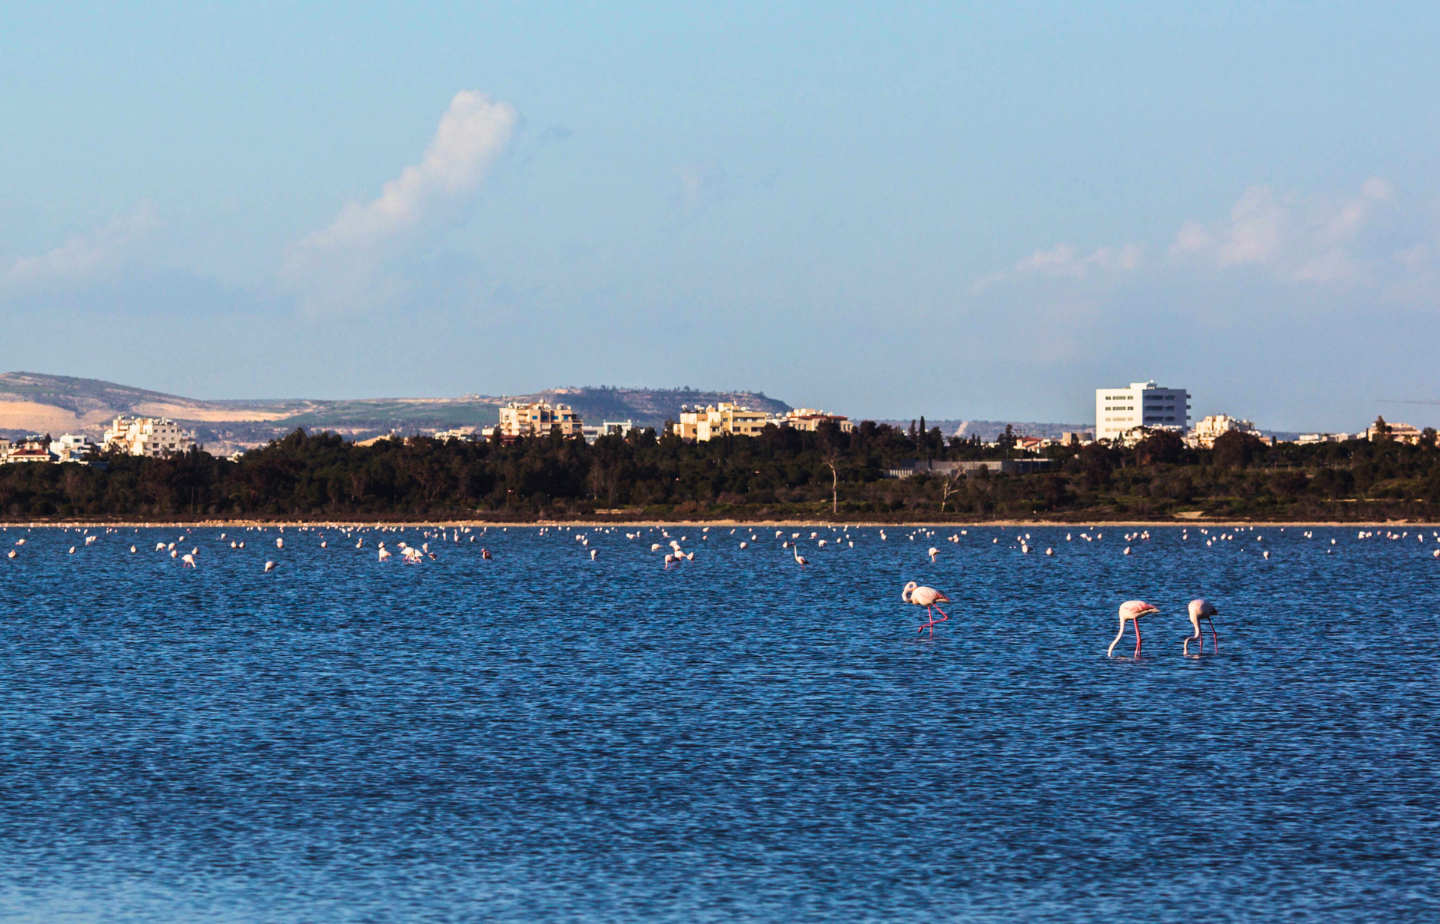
48,433,98,462
1060,431,1093,446
5,437,54,464
676,403,772,441
1187,414,1257,449
582,420,636,443
497,401,584,440
1297,432,1353,444
0,437,9,462
1095,381,1191,442
433,427,480,442
779,408,855,434
1366,421,1426,445
102,416,196,457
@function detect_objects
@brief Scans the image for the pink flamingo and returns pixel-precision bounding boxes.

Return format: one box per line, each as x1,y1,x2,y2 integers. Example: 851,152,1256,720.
1184,599,1219,654
793,547,809,569
903,581,952,637
1108,600,1159,658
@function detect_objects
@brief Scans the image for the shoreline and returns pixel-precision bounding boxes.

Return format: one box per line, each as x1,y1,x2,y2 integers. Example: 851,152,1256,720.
3,518,1436,529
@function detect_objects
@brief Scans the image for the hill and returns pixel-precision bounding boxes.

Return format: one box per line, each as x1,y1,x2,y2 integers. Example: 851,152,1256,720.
0,373,792,452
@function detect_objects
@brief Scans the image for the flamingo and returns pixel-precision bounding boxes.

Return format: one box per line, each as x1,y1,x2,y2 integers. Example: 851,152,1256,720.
902,581,952,637
264,561,277,572
1108,600,1159,658
1184,599,1219,655
181,553,196,568
378,548,392,562
481,548,492,560
793,547,809,569
5,550,14,559
928,547,939,562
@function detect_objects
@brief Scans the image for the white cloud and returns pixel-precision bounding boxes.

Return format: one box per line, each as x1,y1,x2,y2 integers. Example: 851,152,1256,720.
1169,177,1398,283
283,90,517,312
971,241,1142,292
3,204,160,291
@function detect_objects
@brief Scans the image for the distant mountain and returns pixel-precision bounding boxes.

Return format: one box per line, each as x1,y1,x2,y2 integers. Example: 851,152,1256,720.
0,373,791,453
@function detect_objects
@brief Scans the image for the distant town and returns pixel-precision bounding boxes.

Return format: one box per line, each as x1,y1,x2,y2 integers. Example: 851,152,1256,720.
0,378,1422,467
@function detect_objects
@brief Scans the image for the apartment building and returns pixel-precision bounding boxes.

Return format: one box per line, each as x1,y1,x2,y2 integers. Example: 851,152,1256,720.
1095,381,1191,442
780,408,855,434
102,416,196,457
1187,414,1257,449
497,401,584,440
676,403,772,441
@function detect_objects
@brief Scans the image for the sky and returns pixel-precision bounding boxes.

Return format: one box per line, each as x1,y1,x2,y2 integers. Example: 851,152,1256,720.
3,2,1440,431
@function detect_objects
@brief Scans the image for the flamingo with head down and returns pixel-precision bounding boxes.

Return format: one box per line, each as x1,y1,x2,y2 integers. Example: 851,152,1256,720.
1184,599,1219,655
903,581,952,637
1109,600,1159,658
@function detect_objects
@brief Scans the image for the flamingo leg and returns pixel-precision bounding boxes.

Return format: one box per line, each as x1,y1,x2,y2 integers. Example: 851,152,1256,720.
1133,620,1142,658
1107,621,1127,657
931,604,950,628
1208,617,1219,651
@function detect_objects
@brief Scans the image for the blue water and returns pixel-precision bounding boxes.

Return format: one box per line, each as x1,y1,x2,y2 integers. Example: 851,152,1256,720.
0,523,1437,922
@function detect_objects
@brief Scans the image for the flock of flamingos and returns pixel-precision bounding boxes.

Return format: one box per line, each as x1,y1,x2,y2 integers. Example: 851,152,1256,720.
5,520,1437,658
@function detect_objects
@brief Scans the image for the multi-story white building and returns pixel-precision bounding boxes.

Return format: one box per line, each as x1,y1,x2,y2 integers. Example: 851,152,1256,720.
1095,381,1191,442
497,401,584,440
676,403,772,441
1187,414,1256,449
102,416,196,457
48,433,98,462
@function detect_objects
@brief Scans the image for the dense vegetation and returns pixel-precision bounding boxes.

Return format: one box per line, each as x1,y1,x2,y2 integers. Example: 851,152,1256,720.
3,421,1440,521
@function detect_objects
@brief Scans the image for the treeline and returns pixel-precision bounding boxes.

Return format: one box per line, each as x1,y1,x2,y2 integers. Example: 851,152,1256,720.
3,422,1440,521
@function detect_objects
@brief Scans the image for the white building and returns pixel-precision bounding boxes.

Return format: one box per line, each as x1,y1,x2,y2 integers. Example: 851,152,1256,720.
102,416,196,457
582,420,636,443
1095,381,1191,443
49,433,99,462
1187,414,1256,449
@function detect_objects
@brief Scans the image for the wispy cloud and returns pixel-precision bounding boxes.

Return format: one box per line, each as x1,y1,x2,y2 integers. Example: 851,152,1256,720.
283,90,517,312
971,242,1142,293
3,204,160,291
1169,177,1397,283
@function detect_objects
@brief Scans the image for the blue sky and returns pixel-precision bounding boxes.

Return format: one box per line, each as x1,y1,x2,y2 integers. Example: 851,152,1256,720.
3,2,1440,431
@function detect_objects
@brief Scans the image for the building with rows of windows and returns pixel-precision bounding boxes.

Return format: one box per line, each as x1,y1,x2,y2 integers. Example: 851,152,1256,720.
101,416,196,457
1095,381,1191,443
497,401,584,440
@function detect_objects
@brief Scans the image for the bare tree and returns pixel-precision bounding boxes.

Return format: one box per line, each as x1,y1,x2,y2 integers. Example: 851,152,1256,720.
939,467,965,513
821,444,841,517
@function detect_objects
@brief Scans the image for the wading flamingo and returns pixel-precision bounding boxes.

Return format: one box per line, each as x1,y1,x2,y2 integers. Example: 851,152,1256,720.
903,581,952,638
793,547,809,569
928,547,939,562
1108,600,1159,658
1184,599,1219,655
